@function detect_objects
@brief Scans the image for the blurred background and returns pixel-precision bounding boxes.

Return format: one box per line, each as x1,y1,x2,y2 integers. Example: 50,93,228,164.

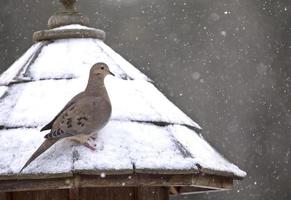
0,0,290,199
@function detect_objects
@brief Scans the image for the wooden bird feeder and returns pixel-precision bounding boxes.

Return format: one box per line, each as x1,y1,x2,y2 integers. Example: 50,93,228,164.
0,0,246,199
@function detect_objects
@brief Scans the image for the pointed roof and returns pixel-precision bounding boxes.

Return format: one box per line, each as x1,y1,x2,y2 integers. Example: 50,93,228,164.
0,24,245,180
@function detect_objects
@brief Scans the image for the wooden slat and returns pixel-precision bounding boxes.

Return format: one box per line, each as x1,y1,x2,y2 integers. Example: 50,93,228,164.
11,189,68,200
135,187,169,200
69,188,80,200
75,169,133,176
176,186,216,194
79,174,232,189
80,174,195,187
134,169,198,174
0,174,233,193
0,192,11,200
222,177,233,189
69,174,80,200
0,177,74,192
80,187,135,200
0,172,73,181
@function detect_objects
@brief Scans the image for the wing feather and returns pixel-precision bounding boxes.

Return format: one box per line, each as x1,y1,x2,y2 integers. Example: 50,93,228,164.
44,96,111,139
40,92,85,131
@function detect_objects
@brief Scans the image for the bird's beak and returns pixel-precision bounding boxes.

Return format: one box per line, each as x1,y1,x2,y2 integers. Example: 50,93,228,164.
109,71,115,76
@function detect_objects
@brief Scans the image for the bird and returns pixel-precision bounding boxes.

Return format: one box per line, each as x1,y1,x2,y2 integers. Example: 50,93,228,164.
20,62,114,172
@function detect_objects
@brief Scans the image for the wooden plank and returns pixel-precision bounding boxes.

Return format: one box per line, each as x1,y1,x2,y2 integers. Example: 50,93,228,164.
0,192,11,200
80,174,193,187
0,174,233,192
135,187,169,200
80,187,135,200
207,175,223,189
194,174,211,187
222,177,233,189
69,188,80,200
177,187,219,195
179,186,215,193
0,177,74,192
11,189,68,200
192,174,233,190
79,174,232,189
75,169,133,176
135,169,198,175
70,175,80,200
0,172,73,181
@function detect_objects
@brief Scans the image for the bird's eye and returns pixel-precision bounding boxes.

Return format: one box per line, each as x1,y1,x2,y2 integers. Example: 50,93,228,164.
101,67,104,70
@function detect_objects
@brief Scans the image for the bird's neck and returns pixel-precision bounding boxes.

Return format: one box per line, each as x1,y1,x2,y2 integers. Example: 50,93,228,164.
85,77,109,98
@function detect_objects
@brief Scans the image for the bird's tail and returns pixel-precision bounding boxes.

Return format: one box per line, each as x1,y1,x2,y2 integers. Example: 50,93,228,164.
20,138,58,173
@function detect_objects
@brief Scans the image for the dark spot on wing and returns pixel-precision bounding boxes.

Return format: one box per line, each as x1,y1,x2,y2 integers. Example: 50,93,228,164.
77,116,88,121
56,129,64,136
45,128,67,138
76,116,88,127
46,133,52,138
53,131,58,136
66,118,73,128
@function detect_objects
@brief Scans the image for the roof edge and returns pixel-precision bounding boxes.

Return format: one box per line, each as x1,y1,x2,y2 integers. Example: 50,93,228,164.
33,27,105,42
0,173,233,192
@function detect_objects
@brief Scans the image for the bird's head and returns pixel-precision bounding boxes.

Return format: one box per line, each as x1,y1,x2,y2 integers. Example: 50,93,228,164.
90,63,115,78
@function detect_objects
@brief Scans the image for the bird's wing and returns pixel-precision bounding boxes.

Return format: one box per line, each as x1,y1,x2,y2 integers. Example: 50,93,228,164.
45,96,111,139
40,92,85,131
20,96,111,173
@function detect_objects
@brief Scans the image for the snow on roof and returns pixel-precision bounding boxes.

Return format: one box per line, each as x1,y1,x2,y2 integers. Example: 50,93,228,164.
0,25,246,178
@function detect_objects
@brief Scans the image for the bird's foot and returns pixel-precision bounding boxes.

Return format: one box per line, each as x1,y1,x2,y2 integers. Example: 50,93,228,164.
83,142,96,151
83,136,98,151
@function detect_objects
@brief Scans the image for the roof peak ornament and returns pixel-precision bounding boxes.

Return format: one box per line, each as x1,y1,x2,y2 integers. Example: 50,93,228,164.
48,0,89,29
32,0,105,42
60,0,76,10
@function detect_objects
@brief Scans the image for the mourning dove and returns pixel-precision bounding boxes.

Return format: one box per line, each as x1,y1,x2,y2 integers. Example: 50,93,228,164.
20,62,114,172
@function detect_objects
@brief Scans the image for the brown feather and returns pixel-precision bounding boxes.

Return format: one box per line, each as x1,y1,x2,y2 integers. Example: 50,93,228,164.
20,138,58,172
40,93,85,132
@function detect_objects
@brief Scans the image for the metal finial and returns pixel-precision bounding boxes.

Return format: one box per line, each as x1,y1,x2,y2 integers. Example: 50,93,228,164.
47,0,89,29
60,0,76,10
33,0,105,41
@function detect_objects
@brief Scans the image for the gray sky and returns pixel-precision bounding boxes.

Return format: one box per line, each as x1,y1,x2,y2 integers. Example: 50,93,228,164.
0,0,290,199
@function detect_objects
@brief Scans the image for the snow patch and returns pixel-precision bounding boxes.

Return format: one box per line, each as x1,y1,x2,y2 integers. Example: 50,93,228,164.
53,24,96,30
0,77,200,129
0,43,43,85
0,128,72,174
27,39,148,81
0,86,8,98
171,125,247,178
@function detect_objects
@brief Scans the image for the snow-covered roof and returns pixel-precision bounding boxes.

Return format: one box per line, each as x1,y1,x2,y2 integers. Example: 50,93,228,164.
0,25,246,179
